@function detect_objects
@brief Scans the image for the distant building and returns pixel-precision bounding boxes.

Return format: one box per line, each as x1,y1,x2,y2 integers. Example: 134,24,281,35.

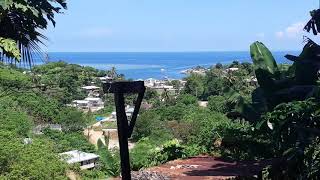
72,98,104,112
60,150,99,170
198,101,208,108
99,76,113,83
81,86,100,97
225,68,239,73
72,100,90,110
84,97,104,107
111,106,135,120
81,85,100,91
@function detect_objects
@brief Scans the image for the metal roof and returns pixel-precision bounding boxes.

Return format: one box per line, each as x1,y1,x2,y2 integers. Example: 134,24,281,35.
60,150,99,164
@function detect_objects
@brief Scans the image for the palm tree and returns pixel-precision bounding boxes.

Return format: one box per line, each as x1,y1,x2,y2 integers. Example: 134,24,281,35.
0,0,67,66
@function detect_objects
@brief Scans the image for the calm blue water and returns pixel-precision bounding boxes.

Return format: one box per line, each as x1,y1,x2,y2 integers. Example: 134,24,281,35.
42,51,299,79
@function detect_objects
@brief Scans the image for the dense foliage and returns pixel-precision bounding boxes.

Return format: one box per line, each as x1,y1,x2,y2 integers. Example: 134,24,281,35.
0,63,105,179
0,0,67,64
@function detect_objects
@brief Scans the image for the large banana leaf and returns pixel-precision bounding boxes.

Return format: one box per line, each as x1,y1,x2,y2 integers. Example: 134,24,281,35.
250,41,279,75
250,42,280,92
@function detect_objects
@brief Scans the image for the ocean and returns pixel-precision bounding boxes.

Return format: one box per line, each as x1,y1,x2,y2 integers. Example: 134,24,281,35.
43,51,299,79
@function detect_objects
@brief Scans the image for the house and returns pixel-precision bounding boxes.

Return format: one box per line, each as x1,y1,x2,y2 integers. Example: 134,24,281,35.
72,100,90,110
84,97,104,107
72,98,104,112
110,106,135,120
81,85,100,97
99,76,113,83
151,85,178,96
225,68,239,73
60,150,99,170
198,101,208,108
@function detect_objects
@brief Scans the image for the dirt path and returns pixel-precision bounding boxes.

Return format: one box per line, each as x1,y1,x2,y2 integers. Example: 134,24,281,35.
144,156,273,180
84,121,135,149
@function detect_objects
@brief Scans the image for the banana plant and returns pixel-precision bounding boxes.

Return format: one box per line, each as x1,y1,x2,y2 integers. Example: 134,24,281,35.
230,41,320,123
304,9,320,35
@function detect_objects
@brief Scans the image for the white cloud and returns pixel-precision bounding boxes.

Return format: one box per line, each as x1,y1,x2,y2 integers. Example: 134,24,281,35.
285,22,304,38
275,22,304,39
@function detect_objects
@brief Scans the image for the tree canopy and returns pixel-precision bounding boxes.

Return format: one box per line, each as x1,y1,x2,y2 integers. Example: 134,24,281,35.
0,0,67,64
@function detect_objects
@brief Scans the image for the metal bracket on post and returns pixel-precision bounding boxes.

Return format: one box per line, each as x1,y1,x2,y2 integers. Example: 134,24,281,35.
103,81,145,180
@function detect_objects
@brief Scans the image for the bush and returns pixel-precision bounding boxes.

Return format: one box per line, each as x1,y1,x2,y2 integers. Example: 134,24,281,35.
97,149,120,177
208,95,228,113
259,99,320,178
131,139,186,170
0,138,68,180
176,94,198,106
57,107,87,132
0,104,32,137
130,138,156,170
153,139,185,163
43,129,95,153
184,109,230,149
132,110,172,142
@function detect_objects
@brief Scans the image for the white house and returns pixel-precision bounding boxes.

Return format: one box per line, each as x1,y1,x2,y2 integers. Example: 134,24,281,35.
225,68,239,73
84,97,104,107
60,150,99,170
81,85,100,97
81,86,100,91
99,76,113,83
110,106,135,120
72,100,90,110
72,98,104,112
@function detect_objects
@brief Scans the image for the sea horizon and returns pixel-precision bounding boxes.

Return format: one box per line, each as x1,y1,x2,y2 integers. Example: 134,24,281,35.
34,51,299,80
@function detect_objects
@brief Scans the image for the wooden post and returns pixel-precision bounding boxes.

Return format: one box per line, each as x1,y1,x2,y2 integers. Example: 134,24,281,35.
103,81,145,180
114,92,131,180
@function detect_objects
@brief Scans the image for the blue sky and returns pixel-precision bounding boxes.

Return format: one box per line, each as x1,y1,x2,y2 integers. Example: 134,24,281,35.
44,0,320,52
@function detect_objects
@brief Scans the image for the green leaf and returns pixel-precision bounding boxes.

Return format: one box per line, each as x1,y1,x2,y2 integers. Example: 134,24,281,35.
0,37,21,60
250,41,279,75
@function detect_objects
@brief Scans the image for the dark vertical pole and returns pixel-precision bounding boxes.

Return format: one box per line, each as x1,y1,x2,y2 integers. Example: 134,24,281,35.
114,92,131,180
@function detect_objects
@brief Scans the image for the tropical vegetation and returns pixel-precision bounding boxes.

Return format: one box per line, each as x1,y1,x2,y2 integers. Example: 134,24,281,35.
2,0,320,179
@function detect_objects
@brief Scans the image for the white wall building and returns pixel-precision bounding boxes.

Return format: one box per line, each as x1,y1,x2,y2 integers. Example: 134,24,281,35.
84,97,104,107
72,98,104,112
60,150,99,170
72,100,90,110
81,86,100,97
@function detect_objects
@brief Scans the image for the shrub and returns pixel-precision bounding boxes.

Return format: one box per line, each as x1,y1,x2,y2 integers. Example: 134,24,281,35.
176,94,198,106
132,110,172,142
97,149,120,177
155,139,185,162
130,138,156,170
57,107,87,132
208,95,228,113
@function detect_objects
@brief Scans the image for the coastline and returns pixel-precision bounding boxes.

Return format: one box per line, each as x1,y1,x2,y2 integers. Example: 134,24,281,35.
31,51,297,80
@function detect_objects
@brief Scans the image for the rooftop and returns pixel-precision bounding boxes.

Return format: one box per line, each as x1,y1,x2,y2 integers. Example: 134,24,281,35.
85,97,102,101
81,86,100,90
73,100,89,104
60,150,99,164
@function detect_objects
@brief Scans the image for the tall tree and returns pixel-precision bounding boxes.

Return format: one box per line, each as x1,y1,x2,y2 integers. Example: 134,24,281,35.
0,0,67,65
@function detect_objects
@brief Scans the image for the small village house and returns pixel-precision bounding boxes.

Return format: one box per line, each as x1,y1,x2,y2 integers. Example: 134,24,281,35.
72,100,90,110
81,85,100,97
60,150,99,170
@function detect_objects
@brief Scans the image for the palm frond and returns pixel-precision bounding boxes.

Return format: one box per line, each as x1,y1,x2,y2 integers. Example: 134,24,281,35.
0,0,67,66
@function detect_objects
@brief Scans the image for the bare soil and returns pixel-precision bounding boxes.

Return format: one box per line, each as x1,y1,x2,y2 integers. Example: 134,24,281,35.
143,156,272,180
